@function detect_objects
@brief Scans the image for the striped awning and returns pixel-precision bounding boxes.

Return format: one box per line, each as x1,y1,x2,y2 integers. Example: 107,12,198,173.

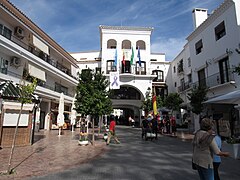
0,81,39,102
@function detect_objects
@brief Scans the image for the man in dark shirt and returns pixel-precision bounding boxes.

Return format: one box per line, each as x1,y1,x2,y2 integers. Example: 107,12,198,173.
141,118,149,139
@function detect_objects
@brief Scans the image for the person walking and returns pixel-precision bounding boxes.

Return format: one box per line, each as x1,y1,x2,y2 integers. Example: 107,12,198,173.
151,117,158,139
106,117,120,145
192,118,229,180
213,133,222,180
141,117,148,139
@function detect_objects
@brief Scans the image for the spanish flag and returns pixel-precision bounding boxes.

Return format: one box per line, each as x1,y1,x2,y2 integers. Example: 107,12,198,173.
153,95,157,116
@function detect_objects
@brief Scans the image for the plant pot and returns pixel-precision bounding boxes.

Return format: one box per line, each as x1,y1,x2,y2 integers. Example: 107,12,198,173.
78,140,88,146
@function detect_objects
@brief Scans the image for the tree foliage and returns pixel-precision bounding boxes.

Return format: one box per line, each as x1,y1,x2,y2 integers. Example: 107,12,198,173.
141,88,164,114
164,93,183,111
233,64,240,75
75,69,113,117
187,86,208,115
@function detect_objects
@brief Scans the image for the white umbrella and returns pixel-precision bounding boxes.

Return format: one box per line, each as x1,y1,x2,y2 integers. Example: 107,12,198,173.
57,93,65,135
204,90,240,104
70,98,76,131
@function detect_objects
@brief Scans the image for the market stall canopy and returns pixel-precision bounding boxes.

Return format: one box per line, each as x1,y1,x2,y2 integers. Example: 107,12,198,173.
203,90,240,104
0,81,39,102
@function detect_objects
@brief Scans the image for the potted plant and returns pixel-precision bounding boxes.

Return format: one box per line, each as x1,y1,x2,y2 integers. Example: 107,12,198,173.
78,132,89,146
226,137,240,159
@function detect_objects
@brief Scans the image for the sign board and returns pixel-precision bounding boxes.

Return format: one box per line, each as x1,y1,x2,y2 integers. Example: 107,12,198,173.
110,72,120,89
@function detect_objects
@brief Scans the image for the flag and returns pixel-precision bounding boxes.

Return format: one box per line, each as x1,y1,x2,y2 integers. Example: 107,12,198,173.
130,46,134,65
114,49,117,67
152,95,157,116
122,51,125,66
137,46,141,67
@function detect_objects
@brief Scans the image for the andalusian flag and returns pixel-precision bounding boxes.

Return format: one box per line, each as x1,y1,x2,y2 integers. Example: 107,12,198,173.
130,47,134,65
153,95,157,116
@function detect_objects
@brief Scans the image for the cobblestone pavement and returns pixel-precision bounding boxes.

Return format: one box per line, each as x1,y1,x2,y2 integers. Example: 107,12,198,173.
1,126,239,180
31,126,240,180
0,129,107,179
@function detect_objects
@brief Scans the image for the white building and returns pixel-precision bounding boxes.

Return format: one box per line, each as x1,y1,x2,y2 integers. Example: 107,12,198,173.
71,26,170,125
0,0,78,139
167,0,240,136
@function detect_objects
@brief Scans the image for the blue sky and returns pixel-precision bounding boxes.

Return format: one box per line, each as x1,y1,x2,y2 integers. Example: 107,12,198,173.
10,0,223,61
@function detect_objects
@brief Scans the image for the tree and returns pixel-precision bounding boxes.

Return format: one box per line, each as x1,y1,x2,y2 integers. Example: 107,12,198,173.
75,69,113,144
187,86,208,115
141,88,164,116
234,64,240,75
141,88,152,116
164,93,184,113
7,79,37,174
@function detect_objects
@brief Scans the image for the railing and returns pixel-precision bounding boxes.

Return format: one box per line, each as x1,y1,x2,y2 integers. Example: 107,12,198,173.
0,70,74,97
178,68,236,92
0,32,76,79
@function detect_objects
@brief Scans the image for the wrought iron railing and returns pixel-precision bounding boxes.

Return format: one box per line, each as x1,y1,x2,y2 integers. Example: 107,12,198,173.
178,68,236,92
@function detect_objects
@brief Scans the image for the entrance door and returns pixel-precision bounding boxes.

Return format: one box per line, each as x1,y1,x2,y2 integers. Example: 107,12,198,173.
39,111,45,129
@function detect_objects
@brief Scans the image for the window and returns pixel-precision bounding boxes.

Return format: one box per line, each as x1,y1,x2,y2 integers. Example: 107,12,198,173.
174,82,177,87
152,70,164,82
198,69,206,87
215,21,226,41
173,66,176,73
55,83,68,95
121,60,131,73
122,40,131,49
0,24,12,40
195,39,203,55
218,57,229,84
0,57,8,74
136,40,146,50
106,60,116,74
177,59,183,73
187,73,192,83
107,39,117,49
187,58,191,67
95,67,101,73
136,61,146,75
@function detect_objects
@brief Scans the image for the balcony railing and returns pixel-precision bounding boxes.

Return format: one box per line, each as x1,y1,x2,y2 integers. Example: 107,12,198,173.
178,68,236,92
1,32,76,80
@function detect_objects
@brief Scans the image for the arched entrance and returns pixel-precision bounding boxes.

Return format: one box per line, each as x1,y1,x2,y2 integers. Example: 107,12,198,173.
109,85,144,126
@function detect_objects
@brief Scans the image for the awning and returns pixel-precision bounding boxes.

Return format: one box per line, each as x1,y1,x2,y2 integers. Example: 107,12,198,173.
31,34,49,55
28,64,46,82
203,90,240,104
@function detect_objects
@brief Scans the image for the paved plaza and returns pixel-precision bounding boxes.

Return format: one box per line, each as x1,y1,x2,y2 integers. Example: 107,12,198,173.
0,126,240,180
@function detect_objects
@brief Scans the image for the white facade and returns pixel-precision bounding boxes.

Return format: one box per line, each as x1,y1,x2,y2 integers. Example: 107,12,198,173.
71,26,170,124
0,1,78,130
168,0,240,135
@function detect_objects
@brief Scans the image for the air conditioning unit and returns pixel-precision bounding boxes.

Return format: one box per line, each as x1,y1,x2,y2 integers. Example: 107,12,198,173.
11,57,21,67
14,26,24,39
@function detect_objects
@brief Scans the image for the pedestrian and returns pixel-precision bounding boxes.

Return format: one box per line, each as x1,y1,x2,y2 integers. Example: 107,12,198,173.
213,132,222,180
106,117,120,145
141,117,148,139
165,115,171,134
151,116,158,139
192,118,229,180
171,116,177,136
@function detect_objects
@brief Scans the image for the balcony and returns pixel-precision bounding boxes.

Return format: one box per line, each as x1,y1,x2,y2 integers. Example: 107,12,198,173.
0,31,76,80
178,68,235,92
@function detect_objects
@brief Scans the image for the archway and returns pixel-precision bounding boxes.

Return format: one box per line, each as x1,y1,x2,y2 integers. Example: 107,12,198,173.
109,85,144,126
